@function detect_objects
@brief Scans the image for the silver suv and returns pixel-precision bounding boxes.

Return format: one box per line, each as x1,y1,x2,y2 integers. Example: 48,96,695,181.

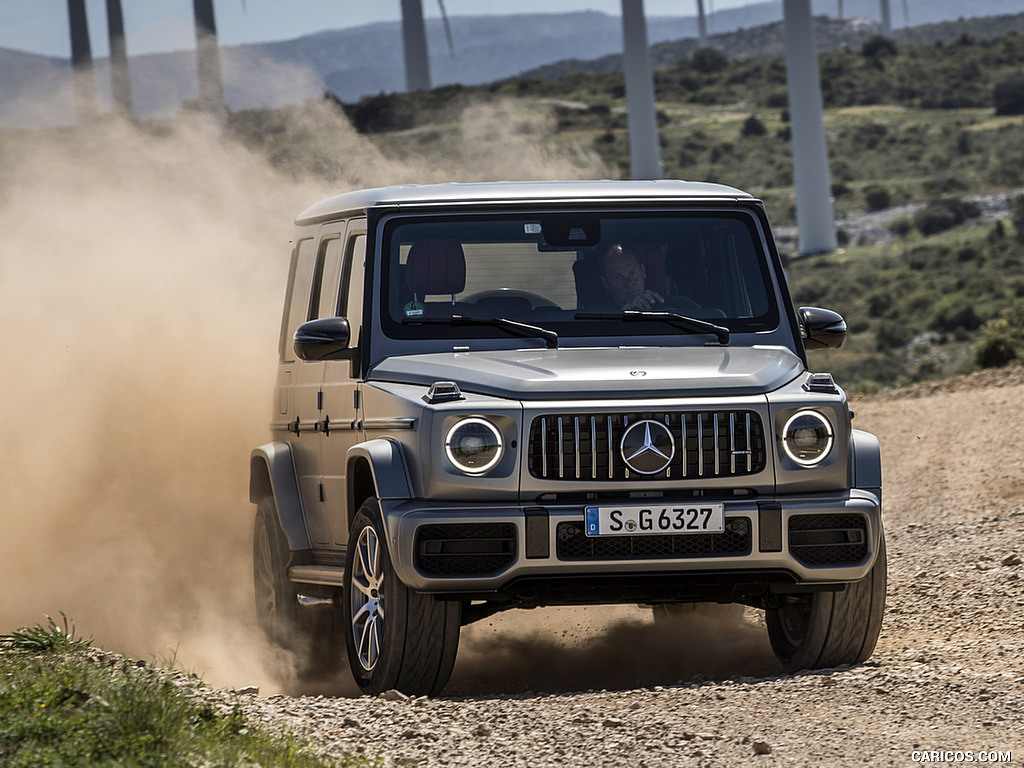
250,180,885,696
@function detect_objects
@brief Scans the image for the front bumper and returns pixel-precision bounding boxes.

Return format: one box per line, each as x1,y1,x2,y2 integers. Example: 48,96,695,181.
381,489,882,594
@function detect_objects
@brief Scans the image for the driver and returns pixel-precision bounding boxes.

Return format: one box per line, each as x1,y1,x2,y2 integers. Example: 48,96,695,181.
601,244,664,310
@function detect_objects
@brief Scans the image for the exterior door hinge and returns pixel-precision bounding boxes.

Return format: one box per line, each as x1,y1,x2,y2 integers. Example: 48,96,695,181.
318,483,325,503
316,390,323,410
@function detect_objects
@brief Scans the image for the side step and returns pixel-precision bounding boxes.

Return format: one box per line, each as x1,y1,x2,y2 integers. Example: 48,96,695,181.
289,564,345,587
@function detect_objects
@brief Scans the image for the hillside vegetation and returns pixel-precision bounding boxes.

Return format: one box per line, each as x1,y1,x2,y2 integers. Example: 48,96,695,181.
222,18,1024,393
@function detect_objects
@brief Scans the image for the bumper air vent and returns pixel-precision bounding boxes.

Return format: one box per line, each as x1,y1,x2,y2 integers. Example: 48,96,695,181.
414,523,517,577
788,514,868,567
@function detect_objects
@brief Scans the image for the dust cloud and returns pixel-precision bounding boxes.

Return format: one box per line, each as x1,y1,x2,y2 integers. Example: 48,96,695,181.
0,94,614,693
449,606,780,696
0,114,319,688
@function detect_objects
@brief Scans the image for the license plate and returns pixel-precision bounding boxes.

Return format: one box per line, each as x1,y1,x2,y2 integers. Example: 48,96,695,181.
585,503,725,536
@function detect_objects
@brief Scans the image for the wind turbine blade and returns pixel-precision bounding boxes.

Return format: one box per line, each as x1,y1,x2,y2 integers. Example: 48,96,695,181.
439,0,455,58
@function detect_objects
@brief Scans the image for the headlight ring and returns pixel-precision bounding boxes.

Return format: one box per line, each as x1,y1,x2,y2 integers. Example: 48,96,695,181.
445,417,504,475
782,410,834,466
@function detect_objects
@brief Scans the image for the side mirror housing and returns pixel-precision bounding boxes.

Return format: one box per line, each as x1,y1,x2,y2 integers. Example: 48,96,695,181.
294,317,352,361
798,306,846,350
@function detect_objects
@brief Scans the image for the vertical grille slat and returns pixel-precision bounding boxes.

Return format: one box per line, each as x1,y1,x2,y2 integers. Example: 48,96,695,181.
529,410,766,481
607,416,614,479
574,417,581,480
729,412,737,474
713,412,721,476
697,414,705,477
745,413,752,472
557,417,565,479
541,417,548,477
680,413,687,478
590,416,597,480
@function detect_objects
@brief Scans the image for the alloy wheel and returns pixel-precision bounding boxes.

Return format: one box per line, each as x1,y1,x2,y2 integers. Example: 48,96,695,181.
349,524,386,672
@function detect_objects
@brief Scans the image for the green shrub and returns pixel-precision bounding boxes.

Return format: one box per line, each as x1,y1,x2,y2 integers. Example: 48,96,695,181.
914,198,981,236
692,48,729,73
931,298,982,332
975,305,1024,367
994,72,1024,116
741,114,767,137
976,336,1017,367
889,216,914,237
861,35,899,59
1011,195,1024,243
864,184,891,211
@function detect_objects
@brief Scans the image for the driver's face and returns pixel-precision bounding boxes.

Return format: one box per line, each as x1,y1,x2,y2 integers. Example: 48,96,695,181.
603,252,646,307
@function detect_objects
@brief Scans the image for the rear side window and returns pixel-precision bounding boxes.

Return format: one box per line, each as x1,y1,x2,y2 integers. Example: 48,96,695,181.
279,237,316,363
310,237,344,321
339,234,367,323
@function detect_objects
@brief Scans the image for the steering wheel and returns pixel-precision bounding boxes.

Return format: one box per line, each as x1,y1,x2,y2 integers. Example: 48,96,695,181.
462,288,560,309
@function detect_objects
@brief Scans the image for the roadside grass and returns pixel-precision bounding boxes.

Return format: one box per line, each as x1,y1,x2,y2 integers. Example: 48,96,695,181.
0,616,368,768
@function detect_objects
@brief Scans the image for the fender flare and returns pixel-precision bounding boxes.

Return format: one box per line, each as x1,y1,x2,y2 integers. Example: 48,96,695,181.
346,437,413,505
850,428,882,495
249,442,311,551
346,438,414,541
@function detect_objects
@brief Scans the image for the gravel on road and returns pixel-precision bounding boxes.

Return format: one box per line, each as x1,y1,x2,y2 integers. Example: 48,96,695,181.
187,367,1024,766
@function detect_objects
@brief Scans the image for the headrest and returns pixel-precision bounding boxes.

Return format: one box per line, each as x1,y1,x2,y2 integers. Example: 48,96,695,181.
406,238,467,296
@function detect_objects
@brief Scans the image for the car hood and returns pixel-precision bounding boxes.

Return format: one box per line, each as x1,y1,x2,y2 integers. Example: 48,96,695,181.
369,346,804,399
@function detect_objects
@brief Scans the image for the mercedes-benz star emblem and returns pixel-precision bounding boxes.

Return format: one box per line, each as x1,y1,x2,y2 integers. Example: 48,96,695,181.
620,420,675,475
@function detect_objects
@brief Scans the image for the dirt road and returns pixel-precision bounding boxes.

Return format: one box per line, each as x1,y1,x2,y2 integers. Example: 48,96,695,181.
200,368,1024,766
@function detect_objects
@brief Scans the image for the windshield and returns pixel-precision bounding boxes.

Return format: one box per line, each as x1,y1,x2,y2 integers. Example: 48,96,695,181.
380,210,779,343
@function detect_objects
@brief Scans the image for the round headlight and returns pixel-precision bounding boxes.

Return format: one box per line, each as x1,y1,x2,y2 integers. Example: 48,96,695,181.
782,410,834,466
445,418,504,474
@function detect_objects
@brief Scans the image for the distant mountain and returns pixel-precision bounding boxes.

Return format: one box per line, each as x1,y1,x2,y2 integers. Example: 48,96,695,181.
1,0,1021,128
522,10,1024,80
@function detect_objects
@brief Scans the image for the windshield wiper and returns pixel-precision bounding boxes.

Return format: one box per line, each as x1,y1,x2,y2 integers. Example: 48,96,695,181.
576,310,730,345
403,315,559,349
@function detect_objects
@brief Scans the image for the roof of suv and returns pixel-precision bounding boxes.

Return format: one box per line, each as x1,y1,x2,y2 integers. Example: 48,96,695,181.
295,179,755,225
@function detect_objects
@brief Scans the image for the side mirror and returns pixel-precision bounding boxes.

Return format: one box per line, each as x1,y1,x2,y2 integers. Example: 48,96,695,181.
294,317,352,361
798,306,846,350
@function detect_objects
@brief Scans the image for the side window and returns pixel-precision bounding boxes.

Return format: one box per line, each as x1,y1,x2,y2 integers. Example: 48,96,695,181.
280,237,316,363
339,234,367,324
308,237,344,322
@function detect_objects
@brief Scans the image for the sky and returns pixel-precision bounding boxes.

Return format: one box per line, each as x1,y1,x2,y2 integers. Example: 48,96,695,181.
1,0,762,59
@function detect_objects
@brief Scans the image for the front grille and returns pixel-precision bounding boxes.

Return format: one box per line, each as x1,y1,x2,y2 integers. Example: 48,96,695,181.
528,410,766,481
788,514,868,567
414,523,517,577
556,518,751,561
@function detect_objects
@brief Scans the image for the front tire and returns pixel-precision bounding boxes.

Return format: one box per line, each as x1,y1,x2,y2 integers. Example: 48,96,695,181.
766,532,887,671
343,497,461,697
